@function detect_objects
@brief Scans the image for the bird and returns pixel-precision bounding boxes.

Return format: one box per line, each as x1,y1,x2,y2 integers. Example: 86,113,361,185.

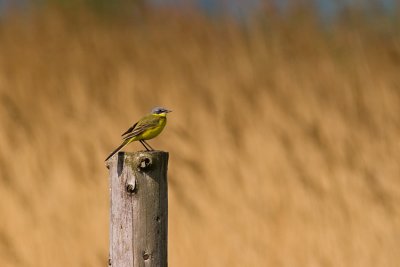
105,107,172,161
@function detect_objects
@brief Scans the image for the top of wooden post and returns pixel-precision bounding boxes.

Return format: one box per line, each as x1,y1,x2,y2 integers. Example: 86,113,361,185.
106,150,169,169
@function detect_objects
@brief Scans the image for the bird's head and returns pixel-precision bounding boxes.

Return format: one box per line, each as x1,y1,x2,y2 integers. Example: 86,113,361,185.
151,107,172,116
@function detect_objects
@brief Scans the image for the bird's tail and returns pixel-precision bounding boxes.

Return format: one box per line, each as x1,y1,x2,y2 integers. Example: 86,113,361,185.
105,140,130,161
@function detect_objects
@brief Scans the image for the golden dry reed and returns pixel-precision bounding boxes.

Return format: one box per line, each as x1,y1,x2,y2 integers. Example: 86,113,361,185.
0,7,399,267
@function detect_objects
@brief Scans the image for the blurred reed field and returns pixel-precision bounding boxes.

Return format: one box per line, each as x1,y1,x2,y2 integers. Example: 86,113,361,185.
0,4,400,267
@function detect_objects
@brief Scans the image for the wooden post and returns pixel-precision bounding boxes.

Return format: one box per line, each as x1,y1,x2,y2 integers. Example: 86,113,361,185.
107,151,168,267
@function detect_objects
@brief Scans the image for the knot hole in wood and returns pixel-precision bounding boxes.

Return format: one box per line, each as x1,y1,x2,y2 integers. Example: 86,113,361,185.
136,155,153,171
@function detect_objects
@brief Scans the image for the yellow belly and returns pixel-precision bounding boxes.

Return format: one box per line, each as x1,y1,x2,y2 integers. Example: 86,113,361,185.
136,117,166,140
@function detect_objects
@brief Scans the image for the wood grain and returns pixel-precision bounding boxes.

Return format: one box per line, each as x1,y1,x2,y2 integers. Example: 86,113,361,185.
107,151,168,267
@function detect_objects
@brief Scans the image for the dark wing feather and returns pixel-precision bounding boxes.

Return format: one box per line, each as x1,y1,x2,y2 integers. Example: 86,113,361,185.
122,115,160,141
121,122,138,136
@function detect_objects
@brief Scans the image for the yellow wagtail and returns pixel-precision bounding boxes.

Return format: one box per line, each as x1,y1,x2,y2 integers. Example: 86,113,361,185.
105,107,172,161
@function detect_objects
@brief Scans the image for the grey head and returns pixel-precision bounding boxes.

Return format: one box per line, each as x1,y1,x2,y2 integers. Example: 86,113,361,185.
151,107,172,114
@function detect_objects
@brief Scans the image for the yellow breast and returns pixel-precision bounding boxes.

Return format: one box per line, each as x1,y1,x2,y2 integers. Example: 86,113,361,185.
139,116,167,140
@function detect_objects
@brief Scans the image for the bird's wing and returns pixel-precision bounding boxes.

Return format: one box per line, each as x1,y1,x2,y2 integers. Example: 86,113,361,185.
121,122,138,136
122,115,160,141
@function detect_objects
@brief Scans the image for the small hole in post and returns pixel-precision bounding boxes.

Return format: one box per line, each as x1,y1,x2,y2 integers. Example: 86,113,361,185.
126,183,136,194
138,156,153,171
140,158,150,168
143,252,150,261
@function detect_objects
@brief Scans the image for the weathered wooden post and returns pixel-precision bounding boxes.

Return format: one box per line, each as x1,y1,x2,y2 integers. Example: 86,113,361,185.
106,151,168,267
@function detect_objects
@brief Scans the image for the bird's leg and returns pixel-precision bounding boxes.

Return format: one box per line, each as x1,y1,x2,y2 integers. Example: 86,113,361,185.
139,140,150,151
142,140,154,151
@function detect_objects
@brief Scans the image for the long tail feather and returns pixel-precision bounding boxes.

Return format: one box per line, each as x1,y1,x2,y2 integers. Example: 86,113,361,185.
105,140,130,161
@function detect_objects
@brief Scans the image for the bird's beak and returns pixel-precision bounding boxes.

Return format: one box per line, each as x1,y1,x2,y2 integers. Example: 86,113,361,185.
166,109,172,113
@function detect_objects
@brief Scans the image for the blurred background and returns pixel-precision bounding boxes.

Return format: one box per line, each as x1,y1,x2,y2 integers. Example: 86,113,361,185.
0,0,399,266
